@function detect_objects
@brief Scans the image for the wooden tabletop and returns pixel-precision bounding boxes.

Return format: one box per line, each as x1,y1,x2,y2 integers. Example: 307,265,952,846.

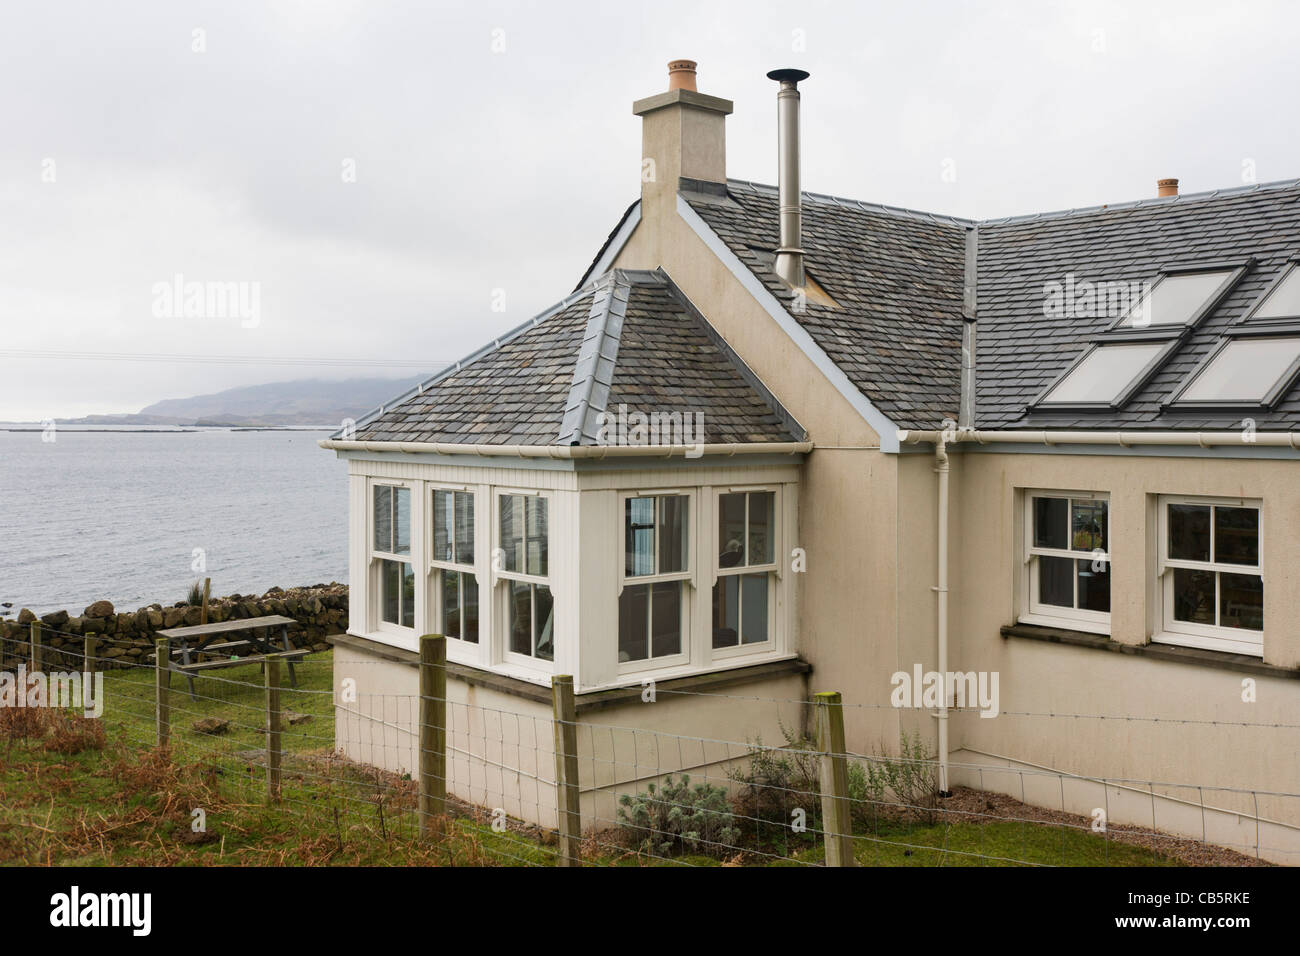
156,615,297,639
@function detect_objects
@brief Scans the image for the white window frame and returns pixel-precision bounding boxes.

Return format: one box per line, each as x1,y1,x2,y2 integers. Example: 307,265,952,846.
1154,494,1263,657
711,485,781,659
495,490,555,672
617,489,695,674
1019,490,1111,636
429,485,480,648
370,479,416,637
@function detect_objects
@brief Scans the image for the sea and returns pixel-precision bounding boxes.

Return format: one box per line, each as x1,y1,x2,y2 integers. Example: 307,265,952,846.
0,427,348,617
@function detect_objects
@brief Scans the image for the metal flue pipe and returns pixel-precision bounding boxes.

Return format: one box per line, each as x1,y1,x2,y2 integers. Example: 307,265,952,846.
767,68,809,289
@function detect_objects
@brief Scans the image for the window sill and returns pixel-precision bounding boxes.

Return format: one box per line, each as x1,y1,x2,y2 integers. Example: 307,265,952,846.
1001,623,1298,681
328,633,812,712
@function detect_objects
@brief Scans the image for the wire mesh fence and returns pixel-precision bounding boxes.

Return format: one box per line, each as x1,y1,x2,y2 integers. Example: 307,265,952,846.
0,626,1295,867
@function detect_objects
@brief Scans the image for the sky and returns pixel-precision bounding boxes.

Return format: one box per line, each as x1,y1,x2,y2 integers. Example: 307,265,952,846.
2,0,1297,420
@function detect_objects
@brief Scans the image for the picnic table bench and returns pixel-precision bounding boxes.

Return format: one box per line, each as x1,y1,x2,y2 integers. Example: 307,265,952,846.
155,615,308,700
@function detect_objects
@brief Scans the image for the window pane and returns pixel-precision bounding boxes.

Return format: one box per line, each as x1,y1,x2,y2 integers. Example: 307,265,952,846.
618,583,650,662
456,492,475,565
1076,559,1110,613
380,558,399,624
740,573,769,644
1037,556,1073,608
401,562,414,628
625,497,656,576
534,585,554,661
394,487,411,556
1122,270,1230,328
658,496,688,574
441,570,459,639
374,485,392,552
1180,337,1300,404
1042,343,1163,405
433,491,453,563
718,493,746,568
1256,267,1300,319
1168,504,1211,562
1172,568,1215,625
1033,497,1068,550
508,579,531,655
651,582,682,658
712,576,739,648
462,574,479,643
748,492,774,565
1214,506,1259,566
1220,573,1263,631
526,497,548,577
500,495,523,573
1071,499,1107,553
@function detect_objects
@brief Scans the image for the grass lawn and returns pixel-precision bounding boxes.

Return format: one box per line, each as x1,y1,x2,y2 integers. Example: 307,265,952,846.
0,650,1189,866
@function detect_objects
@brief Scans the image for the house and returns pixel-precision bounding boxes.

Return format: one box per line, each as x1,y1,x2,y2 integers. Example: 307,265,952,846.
322,60,1300,862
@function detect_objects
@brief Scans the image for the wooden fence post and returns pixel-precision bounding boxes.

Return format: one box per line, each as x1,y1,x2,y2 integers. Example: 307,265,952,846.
814,691,856,867
200,577,211,626
154,637,171,750
265,656,281,803
551,675,581,866
418,634,447,837
29,622,42,674
83,633,97,676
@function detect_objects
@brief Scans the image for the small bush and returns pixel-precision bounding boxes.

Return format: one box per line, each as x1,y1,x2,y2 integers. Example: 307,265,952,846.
863,731,939,825
0,705,50,744
728,721,821,829
617,773,740,857
184,581,204,607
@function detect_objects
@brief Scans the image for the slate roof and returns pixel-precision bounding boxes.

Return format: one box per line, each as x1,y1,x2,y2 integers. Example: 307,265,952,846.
686,176,1300,432
350,269,804,446
684,180,970,430
975,179,1300,429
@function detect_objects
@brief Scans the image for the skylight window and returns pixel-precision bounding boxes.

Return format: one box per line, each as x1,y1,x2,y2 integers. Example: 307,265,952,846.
1251,265,1300,321
1039,342,1166,406
1117,270,1236,329
1175,336,1300,406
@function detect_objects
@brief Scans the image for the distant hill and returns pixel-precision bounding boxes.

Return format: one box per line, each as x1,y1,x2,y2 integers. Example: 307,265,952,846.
55,375,431,427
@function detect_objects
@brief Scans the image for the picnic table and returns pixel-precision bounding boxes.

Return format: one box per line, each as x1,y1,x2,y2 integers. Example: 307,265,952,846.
155,615,308,701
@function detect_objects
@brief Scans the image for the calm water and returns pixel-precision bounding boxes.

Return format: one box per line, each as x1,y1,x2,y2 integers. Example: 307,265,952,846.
0,428,348,616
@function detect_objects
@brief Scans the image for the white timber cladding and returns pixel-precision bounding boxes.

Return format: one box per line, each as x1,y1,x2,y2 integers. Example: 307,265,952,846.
345,456,799,691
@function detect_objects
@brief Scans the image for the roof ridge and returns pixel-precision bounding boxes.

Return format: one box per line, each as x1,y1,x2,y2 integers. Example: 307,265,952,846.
557,271,635,445
724,175,1300,229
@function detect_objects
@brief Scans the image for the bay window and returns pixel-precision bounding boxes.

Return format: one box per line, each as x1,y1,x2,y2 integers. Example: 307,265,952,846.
432,489,478,643
713,490,777,649
372,483,414,629
619,494,690,665
499,494,553,662
1021,491,1110,634
1157,496,1263,655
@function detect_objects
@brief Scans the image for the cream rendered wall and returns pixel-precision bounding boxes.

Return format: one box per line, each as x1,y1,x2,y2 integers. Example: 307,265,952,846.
947,449,1300,838
611,193,911,756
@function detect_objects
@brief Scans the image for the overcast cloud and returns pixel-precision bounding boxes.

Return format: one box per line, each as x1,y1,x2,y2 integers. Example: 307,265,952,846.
2,0,1296,420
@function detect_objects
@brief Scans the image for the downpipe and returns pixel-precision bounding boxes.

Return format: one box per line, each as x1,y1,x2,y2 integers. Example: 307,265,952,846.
933,436,952,797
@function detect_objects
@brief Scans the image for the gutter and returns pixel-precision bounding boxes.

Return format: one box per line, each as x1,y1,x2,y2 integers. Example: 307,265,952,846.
319,438,813,458
897,429,1300,448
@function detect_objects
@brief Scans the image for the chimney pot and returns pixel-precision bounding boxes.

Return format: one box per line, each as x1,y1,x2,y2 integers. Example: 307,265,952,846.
1158,177,1179,198
667,59,698,92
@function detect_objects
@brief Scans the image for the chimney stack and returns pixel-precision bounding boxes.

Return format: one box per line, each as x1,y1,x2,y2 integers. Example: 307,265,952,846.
1158,177,1179,198
768,68,810,289
632,61,732,219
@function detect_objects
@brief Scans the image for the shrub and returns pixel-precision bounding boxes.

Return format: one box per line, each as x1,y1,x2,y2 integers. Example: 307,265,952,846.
616,773,740,857
863,731,939,825
728,721,821,829
185,581,204,607
44,710,106,755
